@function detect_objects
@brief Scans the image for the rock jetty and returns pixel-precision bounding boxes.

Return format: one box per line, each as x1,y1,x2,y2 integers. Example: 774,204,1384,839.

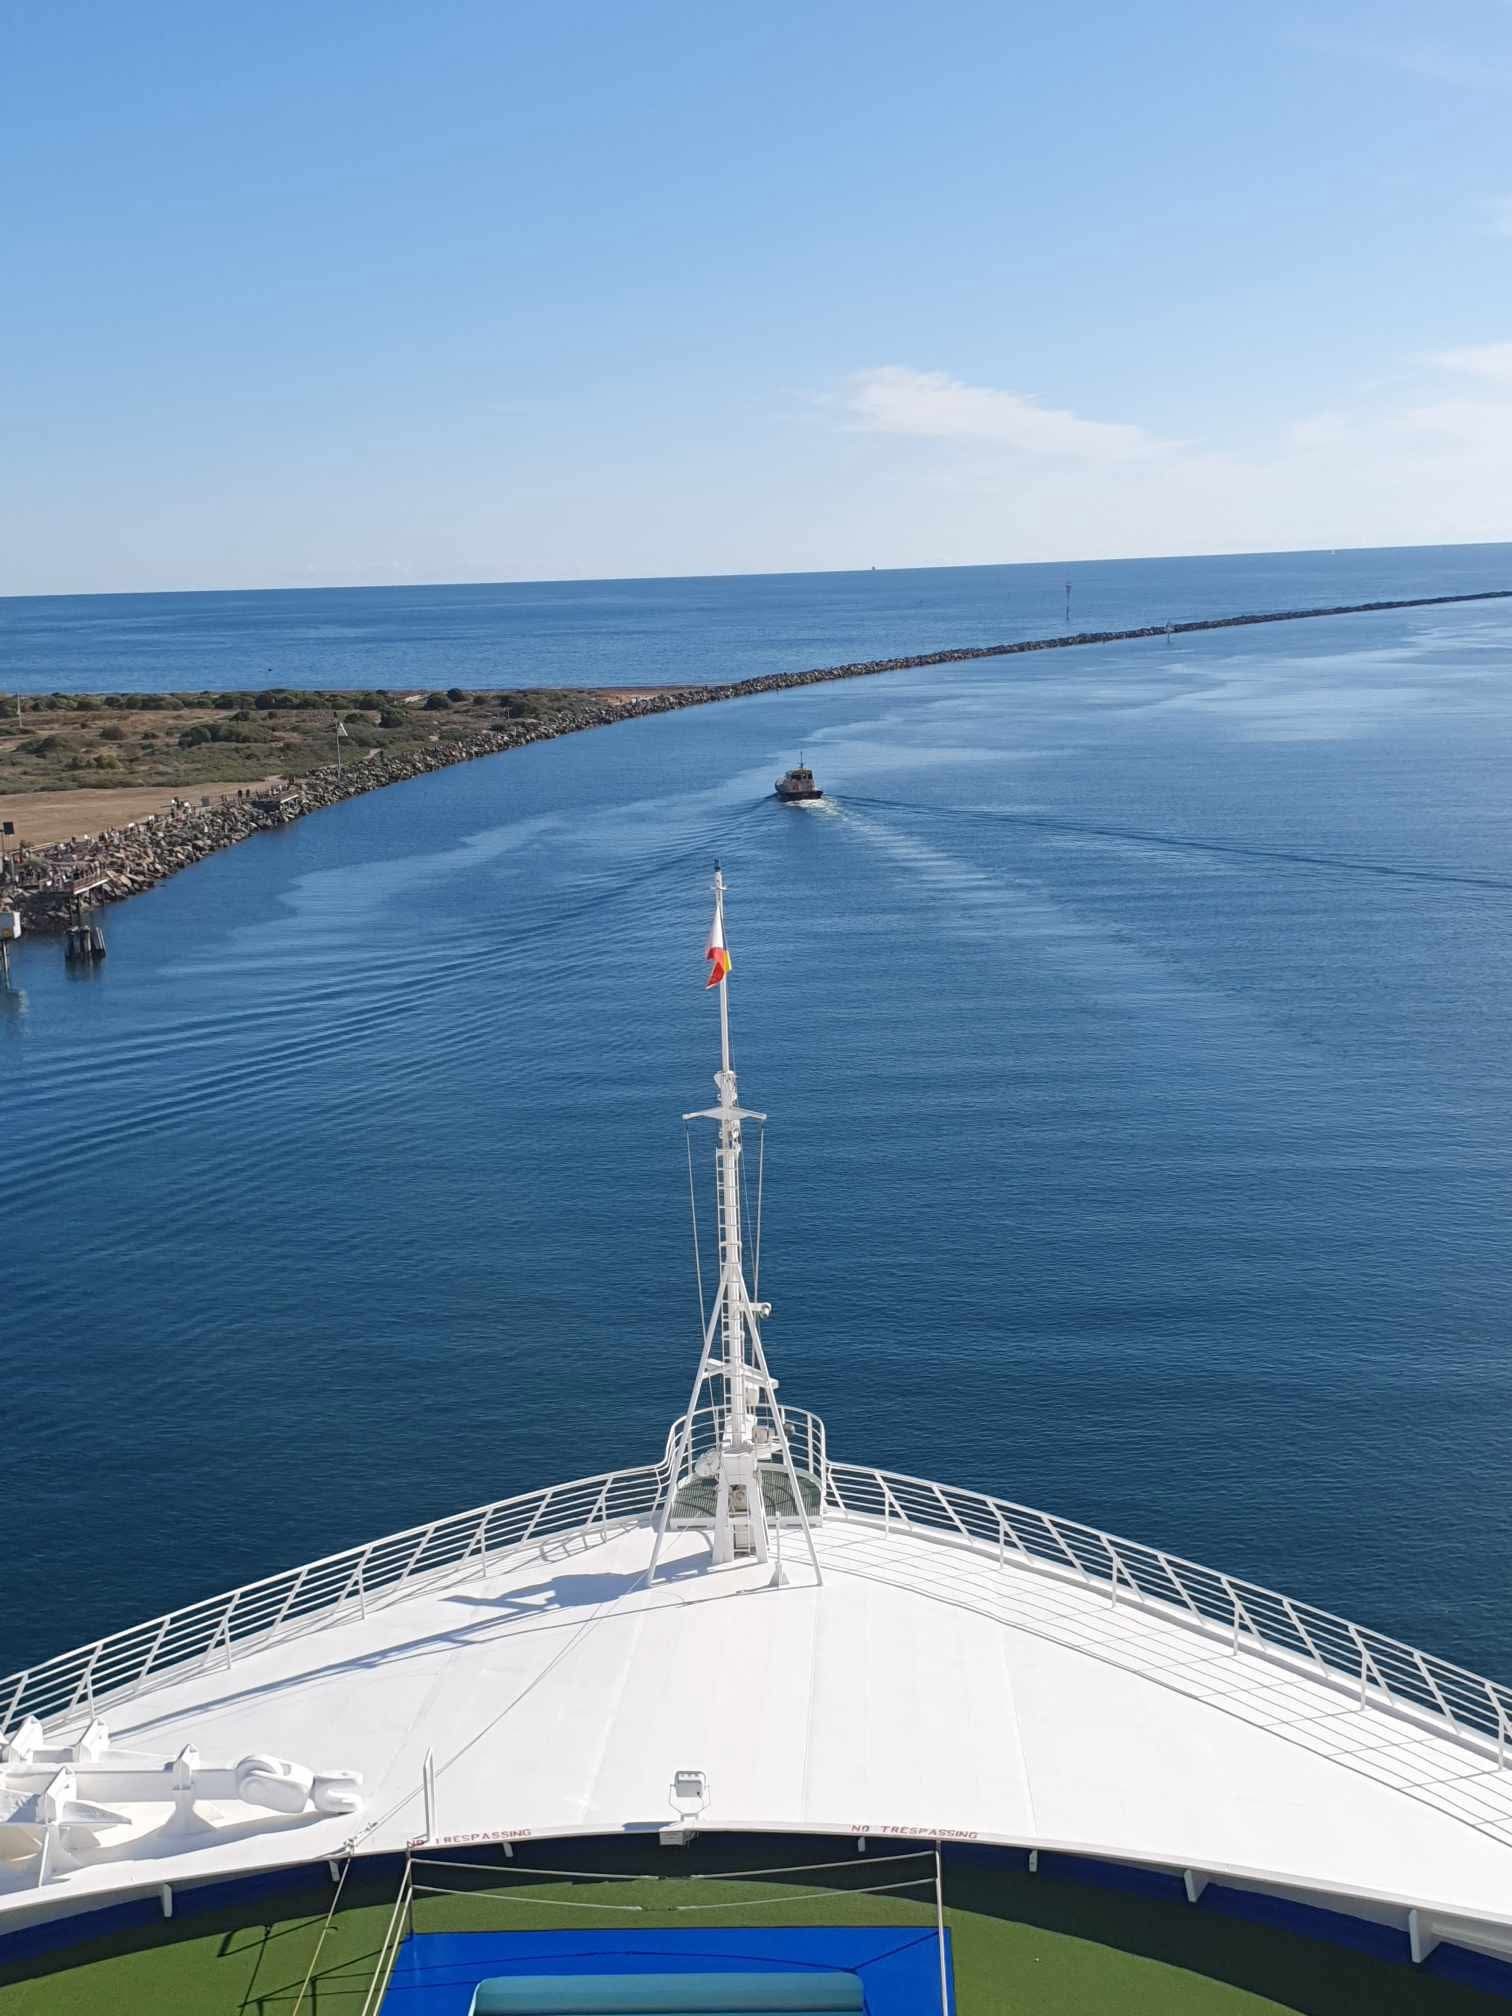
1,706,634,934
3,587,1507,935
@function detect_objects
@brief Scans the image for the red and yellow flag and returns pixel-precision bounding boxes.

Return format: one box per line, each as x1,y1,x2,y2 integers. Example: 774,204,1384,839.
705,904,731,989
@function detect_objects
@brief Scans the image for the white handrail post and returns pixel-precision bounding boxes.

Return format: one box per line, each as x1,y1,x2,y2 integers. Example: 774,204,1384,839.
402,1520,442,1592
1229,1583,1259,1656
1368,1643,1391,1706
68,1647,101,1721
1415,1654,1455,1730
932,1484,975,1551
2,1672,26,1733
269,1566,312,1645
138,1613,173,1692
1158,1554,1201,1620
1281,1596,1323,1671
204,1614,230,1677
934,1838,950,2015
1103,1539,1121,1609
1048,1519,1088,1584
523,1487,555,1545
357,1857,415,2016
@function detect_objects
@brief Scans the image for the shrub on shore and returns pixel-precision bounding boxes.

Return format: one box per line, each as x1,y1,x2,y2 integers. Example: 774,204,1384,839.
3,682,634,798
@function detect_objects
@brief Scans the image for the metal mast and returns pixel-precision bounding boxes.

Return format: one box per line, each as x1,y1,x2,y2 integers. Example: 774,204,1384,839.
647,868,823,1586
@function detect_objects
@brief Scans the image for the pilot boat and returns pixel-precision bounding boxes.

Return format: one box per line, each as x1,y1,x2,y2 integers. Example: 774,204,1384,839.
774,761,822,801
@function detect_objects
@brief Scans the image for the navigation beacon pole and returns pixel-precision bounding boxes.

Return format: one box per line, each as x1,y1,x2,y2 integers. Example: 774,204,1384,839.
647,867,823,1588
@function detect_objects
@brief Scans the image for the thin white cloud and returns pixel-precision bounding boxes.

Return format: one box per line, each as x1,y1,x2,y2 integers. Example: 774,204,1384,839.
1433,342,1512,383
822,352,1512,566
847,365,1167,464
1403,399,1512,455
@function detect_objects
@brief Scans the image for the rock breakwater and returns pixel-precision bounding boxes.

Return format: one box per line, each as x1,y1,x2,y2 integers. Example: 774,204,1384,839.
3,587,1507,934
1,701,643,934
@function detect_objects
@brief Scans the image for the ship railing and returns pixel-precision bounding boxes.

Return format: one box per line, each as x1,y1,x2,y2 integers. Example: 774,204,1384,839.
661,1403,828,1501
9,1414,1502,1776
0,1457,671,1738
824,1460,1512,1769
0,1410,830,1740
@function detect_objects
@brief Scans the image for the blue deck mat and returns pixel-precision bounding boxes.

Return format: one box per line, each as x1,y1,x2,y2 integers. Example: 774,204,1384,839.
380,1929,953,2016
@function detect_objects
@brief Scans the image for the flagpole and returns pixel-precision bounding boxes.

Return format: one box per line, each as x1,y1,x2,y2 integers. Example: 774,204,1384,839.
715,868,732,1086
712,866,746,1455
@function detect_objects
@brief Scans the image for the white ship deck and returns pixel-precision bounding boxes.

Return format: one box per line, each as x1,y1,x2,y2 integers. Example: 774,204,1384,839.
6,897,1510,1980
5,1462,1512,1965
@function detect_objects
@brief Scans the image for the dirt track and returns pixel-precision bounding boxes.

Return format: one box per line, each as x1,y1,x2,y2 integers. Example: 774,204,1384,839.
0,779,284,848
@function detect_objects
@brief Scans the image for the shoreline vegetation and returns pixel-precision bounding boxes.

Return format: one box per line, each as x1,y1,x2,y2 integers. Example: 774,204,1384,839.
2,586,1506,936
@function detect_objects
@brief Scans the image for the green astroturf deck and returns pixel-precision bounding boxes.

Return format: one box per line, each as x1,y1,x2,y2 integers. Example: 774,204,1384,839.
0,1861,1506,2015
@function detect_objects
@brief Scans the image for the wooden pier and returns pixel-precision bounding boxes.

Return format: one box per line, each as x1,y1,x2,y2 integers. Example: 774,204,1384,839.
64,875,108,964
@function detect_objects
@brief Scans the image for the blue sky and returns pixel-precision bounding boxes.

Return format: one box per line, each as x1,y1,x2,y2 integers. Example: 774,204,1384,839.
5,0,1512,593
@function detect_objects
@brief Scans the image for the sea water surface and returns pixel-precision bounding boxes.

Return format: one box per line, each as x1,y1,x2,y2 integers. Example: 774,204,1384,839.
3,543,1511,693
4,551,1512,1682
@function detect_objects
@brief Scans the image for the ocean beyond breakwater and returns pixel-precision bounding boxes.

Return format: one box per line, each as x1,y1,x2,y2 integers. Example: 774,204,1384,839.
4,587,1507,933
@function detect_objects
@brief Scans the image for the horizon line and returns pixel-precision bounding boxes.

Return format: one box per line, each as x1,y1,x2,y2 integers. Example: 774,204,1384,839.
4,537,1512,606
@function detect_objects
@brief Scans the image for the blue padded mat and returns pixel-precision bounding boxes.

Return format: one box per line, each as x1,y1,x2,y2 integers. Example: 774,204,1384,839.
380,1929,952,2016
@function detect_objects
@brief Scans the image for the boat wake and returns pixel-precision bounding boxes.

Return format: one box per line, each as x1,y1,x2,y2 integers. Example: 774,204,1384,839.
836,793,1512,895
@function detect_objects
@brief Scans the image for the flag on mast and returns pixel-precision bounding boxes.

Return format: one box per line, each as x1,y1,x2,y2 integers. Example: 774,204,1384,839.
705,899,731,989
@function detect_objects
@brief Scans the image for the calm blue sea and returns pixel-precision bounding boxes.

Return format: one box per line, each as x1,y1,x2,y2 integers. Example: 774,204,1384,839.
4,545,1512,1684
2,544,1511,694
